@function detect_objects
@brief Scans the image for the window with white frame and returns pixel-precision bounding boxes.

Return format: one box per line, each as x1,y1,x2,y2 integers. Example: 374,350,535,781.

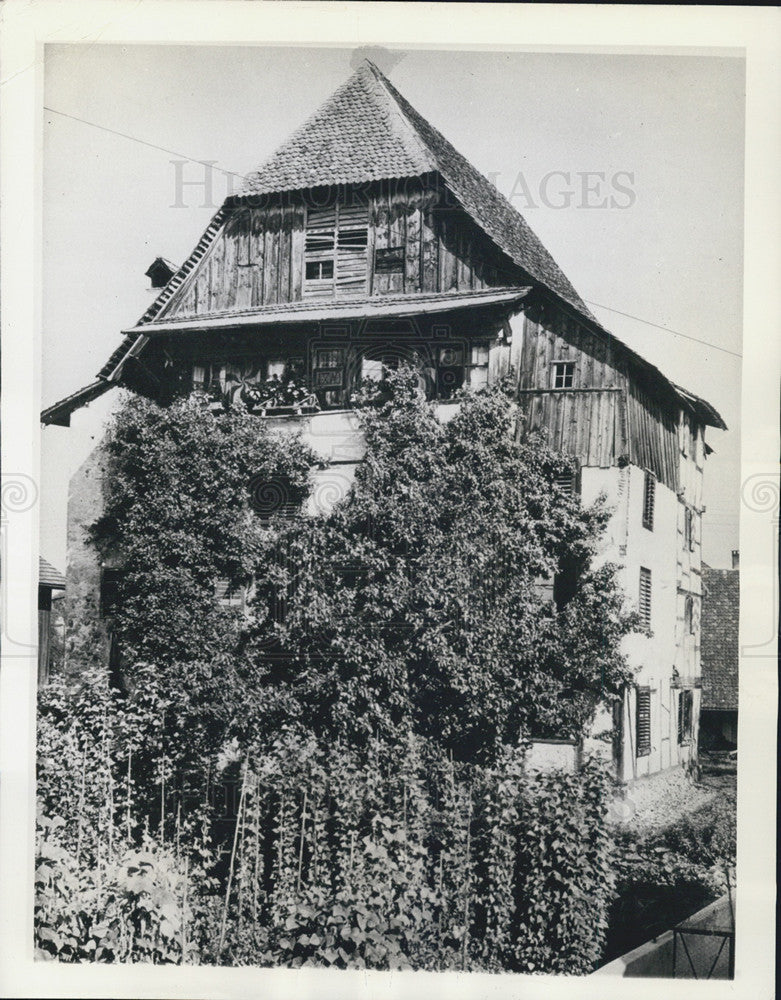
551,360,575,389
467,344,490,390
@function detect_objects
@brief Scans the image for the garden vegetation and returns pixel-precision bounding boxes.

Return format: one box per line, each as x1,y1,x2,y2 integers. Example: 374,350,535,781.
37,370,639,971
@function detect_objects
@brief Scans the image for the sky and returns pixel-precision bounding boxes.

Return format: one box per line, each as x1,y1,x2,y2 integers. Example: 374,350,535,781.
40,43,745,569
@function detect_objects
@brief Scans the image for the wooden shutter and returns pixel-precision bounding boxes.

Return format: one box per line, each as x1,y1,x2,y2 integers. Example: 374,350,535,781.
304,206,336,298
678,690,693,744
335,203,368,296
636,686,652,757
556,470,575,495
639,567,652,630
686,508,695,552
642,471,656,530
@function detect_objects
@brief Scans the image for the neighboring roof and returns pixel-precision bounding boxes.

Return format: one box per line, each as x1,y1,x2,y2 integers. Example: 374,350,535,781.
239,60,595,324
39,556,66,590
700,566,739,711
40,379,115,427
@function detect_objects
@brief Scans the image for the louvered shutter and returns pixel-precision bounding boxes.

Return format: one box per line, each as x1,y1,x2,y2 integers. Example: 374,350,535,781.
304,206,337,298
639,568,652,630
636,687,652,757
642,471,656,530
214,578,244,609
335,203,368,296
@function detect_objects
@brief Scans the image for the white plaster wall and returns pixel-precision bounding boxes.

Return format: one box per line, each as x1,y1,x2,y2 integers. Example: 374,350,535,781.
581,463,695,780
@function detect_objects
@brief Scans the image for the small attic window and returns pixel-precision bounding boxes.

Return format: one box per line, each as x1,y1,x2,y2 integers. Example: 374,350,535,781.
552,361,575,389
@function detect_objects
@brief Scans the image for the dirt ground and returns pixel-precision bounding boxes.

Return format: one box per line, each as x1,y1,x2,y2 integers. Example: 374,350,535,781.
620,752,737,835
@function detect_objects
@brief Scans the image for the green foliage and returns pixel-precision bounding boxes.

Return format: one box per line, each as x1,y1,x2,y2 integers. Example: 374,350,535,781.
38,375,634,971
513,758,616,973
212,732,617,973
91,393,314,671
614,791,736,899
37,661,617,972
35,815,218,964
245,369,636,760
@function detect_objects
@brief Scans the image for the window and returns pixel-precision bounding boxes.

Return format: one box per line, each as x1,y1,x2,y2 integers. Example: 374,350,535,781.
685,595,695,635
437,346,465,399
467,344,490,391
305,259,334,281
684,507,695,552
638,567,652,630
642,470,656,530
100,569,123,619
192,362,218,392
248,473,302,520
374,246,404,274
552,361,575,389
555,468,577,496
304,203,368,299
361,356,385,383
214,578,244,610
312,348,345,392
636,686,652,757
553,555,579,609
678,689,693,744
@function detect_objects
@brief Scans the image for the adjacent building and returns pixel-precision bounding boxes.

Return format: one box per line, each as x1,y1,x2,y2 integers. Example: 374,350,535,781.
42,60,726,784
699,553,739,749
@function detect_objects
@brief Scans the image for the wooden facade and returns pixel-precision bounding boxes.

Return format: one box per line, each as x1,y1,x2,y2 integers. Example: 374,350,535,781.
516,300,687,492
156,182,513,324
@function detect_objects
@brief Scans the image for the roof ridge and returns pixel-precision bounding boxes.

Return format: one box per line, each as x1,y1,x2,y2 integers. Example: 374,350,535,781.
363,60,437,174
368,62,597,323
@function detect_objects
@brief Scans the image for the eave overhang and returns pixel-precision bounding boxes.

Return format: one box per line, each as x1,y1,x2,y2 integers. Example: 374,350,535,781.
104,287,531,382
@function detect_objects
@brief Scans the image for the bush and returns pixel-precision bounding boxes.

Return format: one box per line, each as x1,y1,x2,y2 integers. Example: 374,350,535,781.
38,379,629,971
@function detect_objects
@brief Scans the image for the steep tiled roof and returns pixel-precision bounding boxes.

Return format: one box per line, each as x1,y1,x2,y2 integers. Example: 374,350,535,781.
241,62,435,195
700,566,739,711
240,60,595,322
39,556,66,590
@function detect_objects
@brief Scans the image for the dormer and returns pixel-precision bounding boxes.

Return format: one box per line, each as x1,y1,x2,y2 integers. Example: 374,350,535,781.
145,257,178,291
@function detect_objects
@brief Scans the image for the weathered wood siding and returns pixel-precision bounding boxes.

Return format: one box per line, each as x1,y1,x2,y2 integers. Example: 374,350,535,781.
163,203,307,319
156,180,518,321
625,379,679,490
517,301,686,489
517,304,627,468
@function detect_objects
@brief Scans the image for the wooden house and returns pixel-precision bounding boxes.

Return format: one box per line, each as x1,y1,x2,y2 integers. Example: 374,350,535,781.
44,60,726,784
